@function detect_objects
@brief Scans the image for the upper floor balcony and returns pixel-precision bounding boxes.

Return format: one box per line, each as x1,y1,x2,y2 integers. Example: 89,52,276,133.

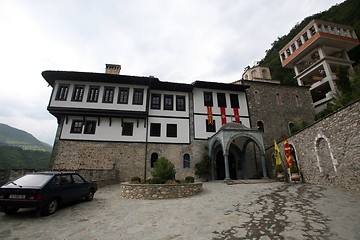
279,19,359,68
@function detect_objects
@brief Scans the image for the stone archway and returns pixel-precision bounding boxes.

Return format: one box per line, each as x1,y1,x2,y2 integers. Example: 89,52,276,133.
314,134,338,177
208,122,267,181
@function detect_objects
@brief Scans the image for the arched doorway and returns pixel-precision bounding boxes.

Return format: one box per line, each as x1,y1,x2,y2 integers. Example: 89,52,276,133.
215,146,240,180
208,122,267,181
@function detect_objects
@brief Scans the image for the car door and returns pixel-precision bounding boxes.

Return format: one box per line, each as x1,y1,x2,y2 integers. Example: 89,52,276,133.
71,174,89,200
58,174,79,204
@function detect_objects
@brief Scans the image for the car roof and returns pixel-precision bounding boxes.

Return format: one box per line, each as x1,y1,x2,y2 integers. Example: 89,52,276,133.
29,171,77,175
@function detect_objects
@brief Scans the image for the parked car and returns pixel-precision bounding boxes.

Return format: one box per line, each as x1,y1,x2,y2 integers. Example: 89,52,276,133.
0,171,97,216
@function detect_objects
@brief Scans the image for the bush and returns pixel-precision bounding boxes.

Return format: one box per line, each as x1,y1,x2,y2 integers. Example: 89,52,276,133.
151,157,176,181
290,164,298,173
130,176,141,184
195,154,210,178
184,176,195,183
274,164,284,173
146,177,166,184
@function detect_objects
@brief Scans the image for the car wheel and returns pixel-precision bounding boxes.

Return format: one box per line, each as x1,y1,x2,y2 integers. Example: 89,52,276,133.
3,207,19,215
42,199,59,216
85,190,95,201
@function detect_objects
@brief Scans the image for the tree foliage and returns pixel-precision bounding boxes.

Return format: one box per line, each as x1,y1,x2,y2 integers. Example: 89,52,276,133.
0,146,51,170
315,64,360,120
151,157,176,181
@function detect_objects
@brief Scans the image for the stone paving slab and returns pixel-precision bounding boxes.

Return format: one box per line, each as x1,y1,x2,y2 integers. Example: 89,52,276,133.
1,182,360,239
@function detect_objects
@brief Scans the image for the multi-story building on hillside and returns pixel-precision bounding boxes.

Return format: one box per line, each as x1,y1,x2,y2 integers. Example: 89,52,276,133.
43,65,268,182
279,19,359,112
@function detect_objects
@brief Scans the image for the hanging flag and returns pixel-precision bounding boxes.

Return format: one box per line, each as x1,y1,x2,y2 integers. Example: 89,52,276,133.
274,140,282,166
220,107,227,125
233,108,240,123
283,135,293,168
207,106,213,125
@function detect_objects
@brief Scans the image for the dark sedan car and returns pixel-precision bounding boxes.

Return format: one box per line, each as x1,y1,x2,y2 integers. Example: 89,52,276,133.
0,171,97,216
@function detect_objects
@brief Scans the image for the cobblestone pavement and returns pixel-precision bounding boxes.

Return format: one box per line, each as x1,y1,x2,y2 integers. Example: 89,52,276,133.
1,181,360,240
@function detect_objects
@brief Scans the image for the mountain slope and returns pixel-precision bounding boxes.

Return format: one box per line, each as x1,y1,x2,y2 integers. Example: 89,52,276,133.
0,123,52,152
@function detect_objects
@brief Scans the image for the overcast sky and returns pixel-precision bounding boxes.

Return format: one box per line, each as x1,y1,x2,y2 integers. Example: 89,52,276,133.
0,0,345,146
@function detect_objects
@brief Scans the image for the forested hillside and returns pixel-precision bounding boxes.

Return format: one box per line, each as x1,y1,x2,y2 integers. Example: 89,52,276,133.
0,123,51,171
259,0,360,85
0,146,51,170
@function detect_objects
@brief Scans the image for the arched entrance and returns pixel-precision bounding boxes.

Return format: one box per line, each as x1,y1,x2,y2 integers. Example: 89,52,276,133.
216,152,236,180
208,122,267,181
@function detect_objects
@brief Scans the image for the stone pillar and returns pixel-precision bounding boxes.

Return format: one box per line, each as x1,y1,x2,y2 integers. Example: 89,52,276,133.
261,154,268,178
223,154,231,181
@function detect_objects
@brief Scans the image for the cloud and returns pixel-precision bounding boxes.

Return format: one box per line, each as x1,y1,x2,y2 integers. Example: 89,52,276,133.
0,0,345,145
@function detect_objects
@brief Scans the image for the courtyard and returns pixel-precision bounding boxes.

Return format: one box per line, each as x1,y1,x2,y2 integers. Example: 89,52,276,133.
1,181,359,239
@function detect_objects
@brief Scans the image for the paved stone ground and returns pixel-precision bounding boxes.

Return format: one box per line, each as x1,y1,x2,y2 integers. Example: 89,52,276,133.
1,181,360,240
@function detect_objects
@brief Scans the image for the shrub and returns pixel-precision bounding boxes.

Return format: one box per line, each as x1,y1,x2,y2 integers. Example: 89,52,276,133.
130,176,141,183
146,177,165,184
184,176,195,183
151,157,176,181
195,154,210,178
165,179,178,184
290,164,298,173
274,164,284,173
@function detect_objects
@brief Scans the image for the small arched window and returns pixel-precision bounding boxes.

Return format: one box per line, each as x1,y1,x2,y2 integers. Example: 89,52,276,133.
151,153,158,168
256,121,264,132
183,154,190,168
288,122,294,134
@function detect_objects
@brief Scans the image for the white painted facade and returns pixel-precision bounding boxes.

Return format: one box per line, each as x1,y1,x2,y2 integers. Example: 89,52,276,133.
43,70,250,146
192,87,250,139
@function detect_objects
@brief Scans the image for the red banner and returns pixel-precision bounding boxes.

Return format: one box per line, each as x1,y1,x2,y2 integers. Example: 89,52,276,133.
233,108,240,123
283,135,293,168
207,106,213,125
220,107,226,125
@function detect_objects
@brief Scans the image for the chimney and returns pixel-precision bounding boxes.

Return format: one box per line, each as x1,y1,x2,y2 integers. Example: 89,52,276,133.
105,64,121,75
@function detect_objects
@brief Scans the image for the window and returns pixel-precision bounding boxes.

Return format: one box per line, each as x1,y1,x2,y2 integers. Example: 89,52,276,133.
84,121,96,134
55,84,69,101
87,86,100,102
151,153,158,168
103,87,115,103
230,94,239,108
176,95,186,111
71,85,85,102
151,94,161,109
257,121,264,132
118,88,129,104
164,95,173,110
70,120,83,133
217,93,227,107
150,123,161,137
206,119,216,132
72,174,85,184
203,92,213,106
122,122,134,136
303,32,309,41
289,122,295,134
133,88,144,105
166,124,177,138
183,154,190,168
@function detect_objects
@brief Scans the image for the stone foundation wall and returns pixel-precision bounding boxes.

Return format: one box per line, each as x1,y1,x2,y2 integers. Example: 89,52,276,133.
119,182,203,199
267,100,360,191
50,139,208,183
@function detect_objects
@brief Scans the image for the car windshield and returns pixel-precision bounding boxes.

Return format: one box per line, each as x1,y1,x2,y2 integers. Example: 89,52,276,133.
9,174,53,187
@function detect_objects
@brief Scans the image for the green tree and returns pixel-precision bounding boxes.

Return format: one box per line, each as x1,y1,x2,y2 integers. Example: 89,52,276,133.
151,157,176,181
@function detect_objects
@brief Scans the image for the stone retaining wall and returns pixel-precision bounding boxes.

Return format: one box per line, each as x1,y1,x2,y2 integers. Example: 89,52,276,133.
267,100,360,191
119,182,203,199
